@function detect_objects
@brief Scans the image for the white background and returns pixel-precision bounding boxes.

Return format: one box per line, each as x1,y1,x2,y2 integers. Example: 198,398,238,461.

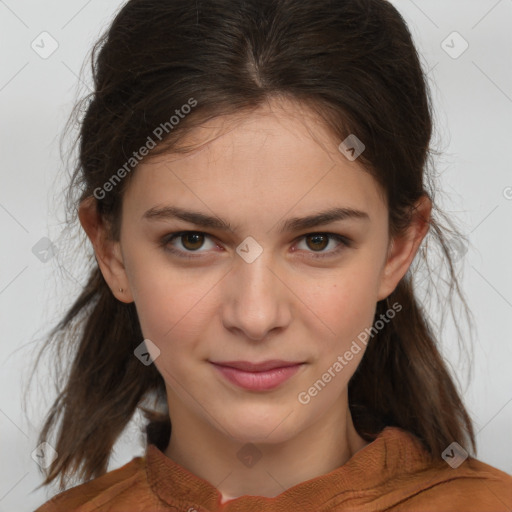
0,1,511,510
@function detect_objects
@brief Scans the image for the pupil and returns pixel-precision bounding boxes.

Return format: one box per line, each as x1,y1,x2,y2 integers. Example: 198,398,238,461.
308,234,327,251
184,233,203,250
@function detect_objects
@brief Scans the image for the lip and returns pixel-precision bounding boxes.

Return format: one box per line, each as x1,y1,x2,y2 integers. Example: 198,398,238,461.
210,360,304,391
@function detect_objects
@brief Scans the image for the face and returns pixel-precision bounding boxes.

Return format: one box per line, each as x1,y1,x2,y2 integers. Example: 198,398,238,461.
110,98,406,444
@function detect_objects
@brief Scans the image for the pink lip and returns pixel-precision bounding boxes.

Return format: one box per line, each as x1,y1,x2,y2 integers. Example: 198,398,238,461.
210,360,304,391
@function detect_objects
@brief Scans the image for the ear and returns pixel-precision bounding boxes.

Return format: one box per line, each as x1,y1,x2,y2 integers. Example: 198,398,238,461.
78,196,134,303
377,195,432,301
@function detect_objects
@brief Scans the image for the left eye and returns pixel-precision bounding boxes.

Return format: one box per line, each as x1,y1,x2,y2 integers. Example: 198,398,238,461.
161,231,350,259
295,233,349,257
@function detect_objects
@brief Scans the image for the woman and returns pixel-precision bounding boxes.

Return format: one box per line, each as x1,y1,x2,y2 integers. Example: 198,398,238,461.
34,0,512,510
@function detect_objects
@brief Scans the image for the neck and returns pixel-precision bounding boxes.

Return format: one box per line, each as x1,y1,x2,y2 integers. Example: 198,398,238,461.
164,395,369,502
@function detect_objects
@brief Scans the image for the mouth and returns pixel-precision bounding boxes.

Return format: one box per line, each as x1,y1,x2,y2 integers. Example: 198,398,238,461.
209,360,305,391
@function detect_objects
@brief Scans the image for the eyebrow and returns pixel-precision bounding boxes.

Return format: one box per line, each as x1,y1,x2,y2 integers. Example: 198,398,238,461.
142,205,370,233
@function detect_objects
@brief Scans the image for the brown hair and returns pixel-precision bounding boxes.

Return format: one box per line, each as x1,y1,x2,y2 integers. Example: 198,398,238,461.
33,0,476,490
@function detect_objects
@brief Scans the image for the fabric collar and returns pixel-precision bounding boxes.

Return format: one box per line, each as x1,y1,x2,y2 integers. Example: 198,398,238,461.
144,426,434,512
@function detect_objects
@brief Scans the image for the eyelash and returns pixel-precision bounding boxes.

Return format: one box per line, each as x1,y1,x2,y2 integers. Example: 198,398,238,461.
160,231,352,260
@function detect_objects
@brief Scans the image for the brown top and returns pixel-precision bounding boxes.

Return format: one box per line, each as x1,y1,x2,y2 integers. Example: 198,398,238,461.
35,426,512,511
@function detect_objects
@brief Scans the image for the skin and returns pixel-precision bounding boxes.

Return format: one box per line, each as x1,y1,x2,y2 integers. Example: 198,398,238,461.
80,96,431,501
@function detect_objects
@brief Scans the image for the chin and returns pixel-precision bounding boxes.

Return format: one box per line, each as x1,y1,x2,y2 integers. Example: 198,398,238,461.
218,407,303,444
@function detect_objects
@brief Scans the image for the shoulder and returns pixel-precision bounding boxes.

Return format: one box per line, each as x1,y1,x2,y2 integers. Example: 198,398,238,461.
34,455,166,512
374,428,512,511
393,456,512,511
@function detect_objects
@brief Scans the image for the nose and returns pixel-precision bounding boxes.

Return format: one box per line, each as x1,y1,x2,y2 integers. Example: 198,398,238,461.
221,248,292,342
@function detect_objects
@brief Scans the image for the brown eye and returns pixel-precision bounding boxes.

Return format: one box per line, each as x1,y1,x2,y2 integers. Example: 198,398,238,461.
295,233,351,259
305,234,329,251
181,232,205,250
162,231,218,258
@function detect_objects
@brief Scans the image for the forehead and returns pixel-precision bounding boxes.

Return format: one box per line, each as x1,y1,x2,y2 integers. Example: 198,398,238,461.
123,98,387,223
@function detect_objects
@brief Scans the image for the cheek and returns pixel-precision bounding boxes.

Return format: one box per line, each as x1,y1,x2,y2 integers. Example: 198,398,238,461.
304,266,380,347
299,278,377,404
124,233,382,356
133,283,212,350
123,246,215,344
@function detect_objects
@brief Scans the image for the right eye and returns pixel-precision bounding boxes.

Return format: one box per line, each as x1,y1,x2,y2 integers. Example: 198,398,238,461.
161,231,219,258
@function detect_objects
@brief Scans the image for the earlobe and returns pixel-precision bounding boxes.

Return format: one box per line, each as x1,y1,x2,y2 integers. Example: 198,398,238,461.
377,195,432,301
78,196,134,303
